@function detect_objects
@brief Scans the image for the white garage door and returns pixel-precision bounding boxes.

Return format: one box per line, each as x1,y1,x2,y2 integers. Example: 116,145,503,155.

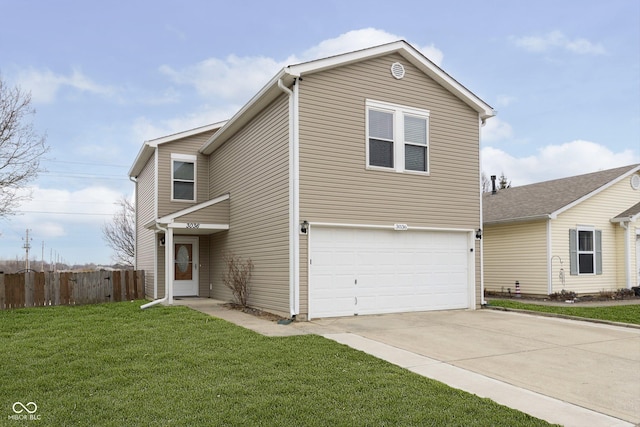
309,227,472,319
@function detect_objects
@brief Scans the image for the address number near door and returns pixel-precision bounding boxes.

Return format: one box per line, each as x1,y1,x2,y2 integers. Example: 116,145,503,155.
393,223,409,231
186,223,200,229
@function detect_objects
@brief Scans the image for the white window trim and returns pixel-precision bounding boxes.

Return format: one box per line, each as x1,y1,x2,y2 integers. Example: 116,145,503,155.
365,99,430,175
171,153,197,202
576,225,595,275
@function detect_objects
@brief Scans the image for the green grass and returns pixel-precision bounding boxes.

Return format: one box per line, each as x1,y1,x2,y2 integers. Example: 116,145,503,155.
0,302,555,426
488,299,640,325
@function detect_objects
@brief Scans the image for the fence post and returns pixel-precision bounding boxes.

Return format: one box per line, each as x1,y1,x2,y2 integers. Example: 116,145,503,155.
0,272,4,310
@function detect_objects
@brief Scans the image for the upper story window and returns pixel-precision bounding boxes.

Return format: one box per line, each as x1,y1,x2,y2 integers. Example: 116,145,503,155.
171,153,196,202
366,100,430,174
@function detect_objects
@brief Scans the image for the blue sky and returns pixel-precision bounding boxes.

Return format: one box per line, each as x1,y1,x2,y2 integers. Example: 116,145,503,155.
0,0,638,265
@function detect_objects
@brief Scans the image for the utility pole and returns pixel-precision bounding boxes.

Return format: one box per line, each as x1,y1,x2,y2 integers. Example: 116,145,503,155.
22,229,32,271
41,241,45,272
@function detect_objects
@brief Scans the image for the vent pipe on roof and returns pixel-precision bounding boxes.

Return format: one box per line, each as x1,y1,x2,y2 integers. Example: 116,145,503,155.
491,175,497,194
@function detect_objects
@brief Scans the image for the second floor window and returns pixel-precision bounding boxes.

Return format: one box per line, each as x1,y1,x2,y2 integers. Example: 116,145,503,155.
172,154,196,201
366,100,430,174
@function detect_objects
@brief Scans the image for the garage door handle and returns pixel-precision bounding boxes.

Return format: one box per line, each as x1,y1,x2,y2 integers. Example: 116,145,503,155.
354,297,358,305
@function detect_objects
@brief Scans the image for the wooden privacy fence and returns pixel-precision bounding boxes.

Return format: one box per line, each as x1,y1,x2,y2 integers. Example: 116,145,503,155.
0,270,145,310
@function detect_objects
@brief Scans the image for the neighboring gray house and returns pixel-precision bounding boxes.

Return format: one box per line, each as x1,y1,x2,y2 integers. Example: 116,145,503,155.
483,164,640,296
129,41,495,320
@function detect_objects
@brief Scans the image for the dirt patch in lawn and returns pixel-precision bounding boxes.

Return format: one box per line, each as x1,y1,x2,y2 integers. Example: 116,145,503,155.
222,303,287,322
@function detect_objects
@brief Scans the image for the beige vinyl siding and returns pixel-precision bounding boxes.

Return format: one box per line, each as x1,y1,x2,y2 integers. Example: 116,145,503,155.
135,155,156,298
174,199,230,224
208,94,290,316
298,53,482,310
198,235,210,297
475,239,482,307
612,223,638,289
550,177,640,293
298,54,480,227
484,220,548,295
157,130,215,218
299,233,308,318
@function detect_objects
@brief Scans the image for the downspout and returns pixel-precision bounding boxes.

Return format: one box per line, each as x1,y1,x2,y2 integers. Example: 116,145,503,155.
620,221,632,289
141,223,170,309
478,115,486,306
278,76,300,318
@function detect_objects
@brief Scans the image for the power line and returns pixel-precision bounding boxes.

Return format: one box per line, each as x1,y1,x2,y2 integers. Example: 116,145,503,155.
16,210,113,216
26,200,120,205
41,171,130,180
47,159,130,168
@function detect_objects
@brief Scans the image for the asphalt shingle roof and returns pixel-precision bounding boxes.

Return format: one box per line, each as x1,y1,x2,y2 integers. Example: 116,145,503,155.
483,164,640,224
613,201,640,220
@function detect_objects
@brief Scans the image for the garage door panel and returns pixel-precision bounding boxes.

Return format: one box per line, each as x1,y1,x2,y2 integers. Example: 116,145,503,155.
309,227,472,319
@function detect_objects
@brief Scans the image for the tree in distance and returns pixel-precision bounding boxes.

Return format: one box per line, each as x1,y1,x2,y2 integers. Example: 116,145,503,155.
0,76,49,217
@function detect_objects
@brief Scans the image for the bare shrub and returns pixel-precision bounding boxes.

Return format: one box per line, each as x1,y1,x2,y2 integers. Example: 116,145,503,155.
222,253,254,307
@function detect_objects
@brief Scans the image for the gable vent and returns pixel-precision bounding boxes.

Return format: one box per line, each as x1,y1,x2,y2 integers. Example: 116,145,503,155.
631,174,640,190
390,62,405,79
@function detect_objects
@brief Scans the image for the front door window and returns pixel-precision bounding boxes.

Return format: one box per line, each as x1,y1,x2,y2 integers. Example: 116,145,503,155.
175,243,193,280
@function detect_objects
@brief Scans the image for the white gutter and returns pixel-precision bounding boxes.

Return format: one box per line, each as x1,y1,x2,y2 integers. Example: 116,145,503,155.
478,115,485,306
278,77,300,317
141,223,171,309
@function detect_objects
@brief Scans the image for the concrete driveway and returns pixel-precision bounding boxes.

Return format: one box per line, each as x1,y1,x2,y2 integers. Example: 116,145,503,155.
178,299,640,427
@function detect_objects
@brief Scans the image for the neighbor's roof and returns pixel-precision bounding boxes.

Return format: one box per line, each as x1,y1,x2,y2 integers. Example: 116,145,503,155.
483,164,640,224
200,40,495,155
612,201,640,222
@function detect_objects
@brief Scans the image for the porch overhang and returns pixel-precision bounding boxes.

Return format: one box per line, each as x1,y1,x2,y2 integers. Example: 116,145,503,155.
146,193,231,235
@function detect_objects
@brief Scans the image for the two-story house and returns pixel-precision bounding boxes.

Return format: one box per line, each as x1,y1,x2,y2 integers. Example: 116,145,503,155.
128,40,495,320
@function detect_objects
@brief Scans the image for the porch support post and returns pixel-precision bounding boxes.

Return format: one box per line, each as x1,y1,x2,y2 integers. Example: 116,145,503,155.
167,226,174,304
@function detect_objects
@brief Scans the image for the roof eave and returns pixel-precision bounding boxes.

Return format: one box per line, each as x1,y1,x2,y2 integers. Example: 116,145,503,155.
200,69,291,155
550,164,640,218
129,121,227,178
200,40,495,155
484,214,551,226
128,143,155,178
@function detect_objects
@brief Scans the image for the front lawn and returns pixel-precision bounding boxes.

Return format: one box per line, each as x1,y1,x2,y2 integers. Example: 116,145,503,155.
488,299,640,325
0,302,554,426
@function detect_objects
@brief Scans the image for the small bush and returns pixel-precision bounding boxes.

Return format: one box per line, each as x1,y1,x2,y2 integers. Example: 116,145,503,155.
549,289,576,301
222,252,254,307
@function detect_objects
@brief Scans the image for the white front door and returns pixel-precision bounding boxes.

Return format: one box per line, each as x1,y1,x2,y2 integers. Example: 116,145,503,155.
173,236,199,296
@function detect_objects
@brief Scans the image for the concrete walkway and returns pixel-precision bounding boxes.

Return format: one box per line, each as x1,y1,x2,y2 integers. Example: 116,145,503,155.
174,298,639,427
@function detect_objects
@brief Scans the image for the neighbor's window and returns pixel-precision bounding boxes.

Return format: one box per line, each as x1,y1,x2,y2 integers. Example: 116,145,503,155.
171,154,196,201
366,100,429,173
569,228,602,275
578,230,594,274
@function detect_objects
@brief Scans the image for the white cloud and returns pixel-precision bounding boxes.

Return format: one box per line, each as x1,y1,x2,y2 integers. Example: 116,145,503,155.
160,55,285,103
511,31,606,55
482,117,514,142
158,28,444,105
495,95,516,108
299,28,444,66
482,140,639,186
15,67,116,103
14,186,123,236
132,104,238,143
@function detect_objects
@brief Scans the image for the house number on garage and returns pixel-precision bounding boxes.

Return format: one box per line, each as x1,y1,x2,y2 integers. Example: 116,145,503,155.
393,224,409,231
